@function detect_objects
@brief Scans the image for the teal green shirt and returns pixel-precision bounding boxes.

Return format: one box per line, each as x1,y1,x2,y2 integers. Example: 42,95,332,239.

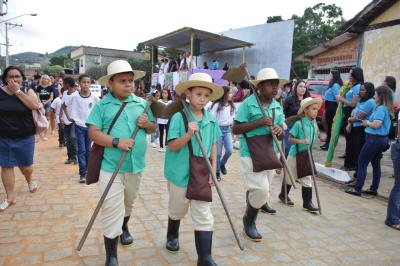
164,109,221,187
86,93,155,174
234,95,284,157
288,117,318,157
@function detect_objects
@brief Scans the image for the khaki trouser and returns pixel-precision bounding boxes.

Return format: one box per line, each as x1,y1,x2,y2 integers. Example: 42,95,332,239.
240,157,276,209
168,182,214,231
99,170,142,238
284,156,312,188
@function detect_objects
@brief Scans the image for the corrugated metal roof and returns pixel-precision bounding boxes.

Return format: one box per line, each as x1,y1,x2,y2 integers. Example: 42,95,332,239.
143,27,253,54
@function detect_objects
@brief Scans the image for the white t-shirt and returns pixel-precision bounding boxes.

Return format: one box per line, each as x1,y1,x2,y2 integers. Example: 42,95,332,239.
50,97,63,124
157,99,173,124
64,92,100,128
208,103,235,126
61,91,78,125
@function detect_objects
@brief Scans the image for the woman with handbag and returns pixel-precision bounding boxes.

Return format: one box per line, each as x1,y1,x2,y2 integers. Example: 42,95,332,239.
233,68,285,241
0,66,40,212
285,97,322,214
164,73,222,266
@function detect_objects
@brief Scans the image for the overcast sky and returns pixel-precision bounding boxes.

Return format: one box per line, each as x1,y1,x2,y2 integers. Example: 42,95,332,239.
2,0,371,55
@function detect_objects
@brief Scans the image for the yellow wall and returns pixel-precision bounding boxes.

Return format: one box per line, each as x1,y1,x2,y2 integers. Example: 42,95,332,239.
370,1,400,25
361,25,400,86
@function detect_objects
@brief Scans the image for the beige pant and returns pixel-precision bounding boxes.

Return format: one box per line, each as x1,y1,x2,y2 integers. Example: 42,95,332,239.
168,182,214,231
285,156,312,188
240,157,276,209
99,170,142,238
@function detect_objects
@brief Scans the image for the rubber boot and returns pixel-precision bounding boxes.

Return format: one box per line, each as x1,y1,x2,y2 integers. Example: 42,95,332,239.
195,231,217,266
260,202,277,215
166,218,180,252
243,196,262,241
302,186,319,214
120,216,133,245
278,183,294,206
104,236,118,266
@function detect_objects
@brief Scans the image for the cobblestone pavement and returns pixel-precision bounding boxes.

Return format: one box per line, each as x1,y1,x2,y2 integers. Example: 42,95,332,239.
0,135,399,266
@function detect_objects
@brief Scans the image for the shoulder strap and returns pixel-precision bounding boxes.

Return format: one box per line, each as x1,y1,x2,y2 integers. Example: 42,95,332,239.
107,102,127,134
180,110,194,155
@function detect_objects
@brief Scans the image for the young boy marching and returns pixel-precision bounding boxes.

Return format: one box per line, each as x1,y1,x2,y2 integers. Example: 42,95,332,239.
50,87,66,148
86,60,156,266
232,68,285,241
164,73,222,266
64,74,100,183
284,97,321,214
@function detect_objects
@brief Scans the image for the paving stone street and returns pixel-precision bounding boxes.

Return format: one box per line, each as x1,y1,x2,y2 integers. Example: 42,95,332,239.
0,134,399,266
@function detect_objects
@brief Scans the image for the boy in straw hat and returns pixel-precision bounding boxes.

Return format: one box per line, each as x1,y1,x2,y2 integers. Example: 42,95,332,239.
232,68,286,242
285,97,322,214
86,60,156,266
164,72,222,266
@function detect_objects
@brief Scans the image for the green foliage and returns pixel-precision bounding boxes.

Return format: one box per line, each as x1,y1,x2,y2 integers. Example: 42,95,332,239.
43,65,64,76
85,65,108,81
127,57,153,88
267,16,283,23
160,48,180,60
134,42,149,53
49,56,74,69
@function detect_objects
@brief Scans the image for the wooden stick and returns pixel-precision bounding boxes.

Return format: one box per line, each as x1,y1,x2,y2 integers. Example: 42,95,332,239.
77,101,152,251
181,100,244,251
300,117,322,215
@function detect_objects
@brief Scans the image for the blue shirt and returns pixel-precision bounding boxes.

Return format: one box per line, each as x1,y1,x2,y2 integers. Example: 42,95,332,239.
353,98,376,127
344,83,361,107
365,105,391,136
211,60,219,70
324,83,340,102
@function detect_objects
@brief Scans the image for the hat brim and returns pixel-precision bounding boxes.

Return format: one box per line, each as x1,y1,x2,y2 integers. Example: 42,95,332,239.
222,67,247,83
175,80,223,101
250,78,288,88
297,98,323,115
98,70,146,86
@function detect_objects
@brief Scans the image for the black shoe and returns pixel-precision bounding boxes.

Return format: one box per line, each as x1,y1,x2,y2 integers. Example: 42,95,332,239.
220,164,227,175
216,172,221,182
79,175,86,183
166,218,180,252
72,159,78,165
338,154,346,159
195,231,217,266
260,202,276,215
344,179,356,185
278,183,294,206
320,144,328,150
120,216,133,245
341,166,356,171
345,187,361,196
104,236,118,266
302,187,319,214
243,196,262,241
64,158,73,164
362,189,378,196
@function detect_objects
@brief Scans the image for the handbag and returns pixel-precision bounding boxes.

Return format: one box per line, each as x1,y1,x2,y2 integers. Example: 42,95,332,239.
296,119,316,178
32,102,49,134
86,103,127,185
243,109,283,172
181,111,212,202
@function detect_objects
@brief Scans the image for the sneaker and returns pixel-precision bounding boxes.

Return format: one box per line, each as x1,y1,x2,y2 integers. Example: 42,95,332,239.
216,172,221,182
151,143,156,148
28,181,38,193
220,164,227,175
79,176,86,183
345,187,361,196
158,147,165,153
0,199,15,212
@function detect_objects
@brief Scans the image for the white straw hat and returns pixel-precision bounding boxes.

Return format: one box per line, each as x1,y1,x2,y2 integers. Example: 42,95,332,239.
250,68,288,87
175,72,223,101
297,97,323,115
98,60,145,86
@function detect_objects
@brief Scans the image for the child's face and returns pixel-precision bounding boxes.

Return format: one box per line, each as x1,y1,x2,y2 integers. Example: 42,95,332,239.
305,103,319,120
226,91,233,102
79,77,91,92
258,79,278,99
187,87,211,111
109,73,135,99
155,91,160,100
162,90,169,99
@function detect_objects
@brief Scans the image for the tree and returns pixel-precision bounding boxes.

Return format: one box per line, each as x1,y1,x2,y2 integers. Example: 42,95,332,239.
49,55,74,69
134,42,149,53
85,65,108,81
266,16,283,23
43,65,64,76
127,57,152,89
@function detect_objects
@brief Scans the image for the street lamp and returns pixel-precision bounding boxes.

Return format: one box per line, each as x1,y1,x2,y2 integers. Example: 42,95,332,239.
2,13,37,67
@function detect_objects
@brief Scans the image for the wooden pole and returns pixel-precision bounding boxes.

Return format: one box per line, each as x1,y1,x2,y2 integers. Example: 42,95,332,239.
242,47,246,64
190,33,194,72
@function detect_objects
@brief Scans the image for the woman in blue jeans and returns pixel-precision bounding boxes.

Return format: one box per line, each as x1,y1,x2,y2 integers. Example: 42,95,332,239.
346,86,394,196
209,86,235,181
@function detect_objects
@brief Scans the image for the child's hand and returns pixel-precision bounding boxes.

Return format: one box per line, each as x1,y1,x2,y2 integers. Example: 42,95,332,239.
187,122,199,136
302,139,310,145
137,114,149,128
258,117,273,127
272,126,283,136
118,138,134,152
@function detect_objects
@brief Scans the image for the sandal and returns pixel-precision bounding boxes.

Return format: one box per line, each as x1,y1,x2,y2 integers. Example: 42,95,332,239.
28,181,38,193
0,199,15,212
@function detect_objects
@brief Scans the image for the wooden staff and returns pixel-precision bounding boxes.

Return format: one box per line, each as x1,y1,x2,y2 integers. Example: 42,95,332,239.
181,100,244,251
77,101,152,251
300,117,322,215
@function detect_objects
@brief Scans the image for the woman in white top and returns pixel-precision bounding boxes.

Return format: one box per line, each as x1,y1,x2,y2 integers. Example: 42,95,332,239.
157,88,173,152
209,86,235,180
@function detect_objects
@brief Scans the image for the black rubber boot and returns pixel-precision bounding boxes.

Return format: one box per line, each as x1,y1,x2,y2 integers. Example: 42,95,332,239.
195,231,217,266
166,218,180,252
260,202,276,215
104,236,118,266
302,187,319,214
278,183,294,206
243,198,262,241
120,216,133,245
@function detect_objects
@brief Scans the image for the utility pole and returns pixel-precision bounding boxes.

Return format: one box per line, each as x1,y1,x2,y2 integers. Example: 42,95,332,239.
5,22,22,67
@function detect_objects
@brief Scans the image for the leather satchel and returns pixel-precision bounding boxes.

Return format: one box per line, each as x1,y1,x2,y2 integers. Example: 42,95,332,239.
181,111,212,202
86,103,127,185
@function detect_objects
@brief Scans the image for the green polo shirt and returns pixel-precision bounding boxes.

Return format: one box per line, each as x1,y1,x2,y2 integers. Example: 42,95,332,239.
164,108,221,187
234,94,284,157
86,93,155,174
288,117,318,157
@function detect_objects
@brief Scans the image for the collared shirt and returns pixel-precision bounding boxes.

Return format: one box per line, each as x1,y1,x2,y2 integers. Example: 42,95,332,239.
365,105,391,136
234,95,284,157
288,117,318,157
324,83,340,102
86,93,155,174
164,108,221,187
344,83,361,107
353,98,376,127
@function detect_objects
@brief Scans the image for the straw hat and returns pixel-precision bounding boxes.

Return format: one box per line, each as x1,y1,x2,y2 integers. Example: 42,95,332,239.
297,97,323,115
250,68,288,87
175,72,223,101
98,60,145,86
